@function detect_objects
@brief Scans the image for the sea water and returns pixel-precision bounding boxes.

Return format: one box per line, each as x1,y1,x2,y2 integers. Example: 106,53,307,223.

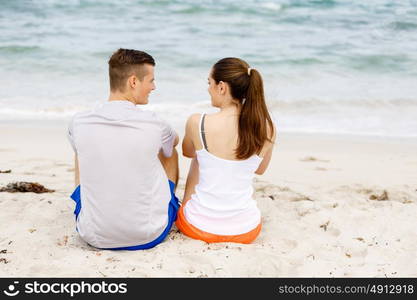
1,0,416,137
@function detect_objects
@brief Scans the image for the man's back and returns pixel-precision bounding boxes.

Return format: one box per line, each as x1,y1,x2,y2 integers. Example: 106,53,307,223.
68,100,176,248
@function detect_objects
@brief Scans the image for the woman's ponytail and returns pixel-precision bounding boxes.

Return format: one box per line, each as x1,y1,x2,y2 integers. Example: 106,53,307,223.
212,58,275,160
236,68,274,159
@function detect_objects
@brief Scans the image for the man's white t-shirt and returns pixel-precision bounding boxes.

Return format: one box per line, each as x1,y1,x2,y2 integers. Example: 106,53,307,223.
68,100,177,249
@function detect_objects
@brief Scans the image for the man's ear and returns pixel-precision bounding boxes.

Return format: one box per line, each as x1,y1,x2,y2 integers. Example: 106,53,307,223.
128,75,137,89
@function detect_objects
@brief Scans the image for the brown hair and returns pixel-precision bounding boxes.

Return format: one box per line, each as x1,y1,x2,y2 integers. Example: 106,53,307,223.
211,57,275,159
108,48,155,92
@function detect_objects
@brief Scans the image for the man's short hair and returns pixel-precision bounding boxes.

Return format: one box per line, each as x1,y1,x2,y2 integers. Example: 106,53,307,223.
108,48,155,92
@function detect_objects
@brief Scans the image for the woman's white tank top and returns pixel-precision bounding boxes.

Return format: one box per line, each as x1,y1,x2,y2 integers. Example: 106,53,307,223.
183,113,263,235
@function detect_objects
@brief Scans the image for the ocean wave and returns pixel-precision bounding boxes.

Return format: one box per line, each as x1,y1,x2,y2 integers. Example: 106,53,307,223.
1,98,416,138
2,98,416,115
273,96,415,106
389,21,417,31
343,54,414,73
0,45,41,54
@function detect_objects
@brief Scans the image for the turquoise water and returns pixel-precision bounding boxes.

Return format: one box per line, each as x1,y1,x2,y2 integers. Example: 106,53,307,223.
1,0,417,136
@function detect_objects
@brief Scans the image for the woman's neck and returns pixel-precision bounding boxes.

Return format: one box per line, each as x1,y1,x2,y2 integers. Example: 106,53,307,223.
219,102,241,115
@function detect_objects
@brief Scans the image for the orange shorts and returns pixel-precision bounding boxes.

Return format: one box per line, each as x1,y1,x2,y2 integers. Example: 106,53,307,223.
175,205,262,244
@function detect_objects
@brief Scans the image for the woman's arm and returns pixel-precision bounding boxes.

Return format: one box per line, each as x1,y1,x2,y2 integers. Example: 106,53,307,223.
255,146,273,175
255,123,277,175
181,113,202,204
182,114,200,158
182,157,199,205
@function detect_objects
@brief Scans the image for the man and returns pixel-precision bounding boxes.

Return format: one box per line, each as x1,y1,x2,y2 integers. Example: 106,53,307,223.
68,49,179,250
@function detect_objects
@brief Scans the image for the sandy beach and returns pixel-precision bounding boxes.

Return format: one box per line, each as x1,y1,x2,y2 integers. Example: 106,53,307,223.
0,121,416,277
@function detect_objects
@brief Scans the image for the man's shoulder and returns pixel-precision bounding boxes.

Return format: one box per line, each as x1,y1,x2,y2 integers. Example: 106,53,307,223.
138,110,173,128
70,107,172,131
136,109,158,120
71,109,95,121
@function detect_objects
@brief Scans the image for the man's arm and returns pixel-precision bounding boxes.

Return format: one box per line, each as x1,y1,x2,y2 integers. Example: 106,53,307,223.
173,134,179,148
158,148,179,187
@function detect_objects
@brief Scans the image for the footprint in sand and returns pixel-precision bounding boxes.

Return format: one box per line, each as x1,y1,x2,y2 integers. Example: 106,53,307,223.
319,221,341,237
290,194,313,202
315,167,341,172
300,156,330,163
53,162,71,167
279,239,298,253
344,243,368,258
369,190,389,201
328,227,341,237
356,187,414,203
181,254,216,274
32,165,50,171
253,184,294,202
296,203,318,217
356,187,374,194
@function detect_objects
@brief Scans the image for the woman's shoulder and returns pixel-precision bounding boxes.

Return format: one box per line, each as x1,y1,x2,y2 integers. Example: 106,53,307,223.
185,113,204,135
186,112,216,125
186,113,202,124
185,113,202,129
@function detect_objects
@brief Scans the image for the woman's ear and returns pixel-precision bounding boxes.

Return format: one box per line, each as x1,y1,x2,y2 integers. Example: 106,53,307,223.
218,81,226,95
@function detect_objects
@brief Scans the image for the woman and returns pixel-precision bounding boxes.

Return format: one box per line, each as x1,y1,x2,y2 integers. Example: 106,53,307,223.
176,57,276,244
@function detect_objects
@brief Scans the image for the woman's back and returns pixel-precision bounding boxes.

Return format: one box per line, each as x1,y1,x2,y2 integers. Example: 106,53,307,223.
183,113,264,235
200,112,270,160
201,112,240,160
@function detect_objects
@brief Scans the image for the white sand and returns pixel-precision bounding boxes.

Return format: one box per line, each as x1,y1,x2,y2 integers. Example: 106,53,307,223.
0,121,416,277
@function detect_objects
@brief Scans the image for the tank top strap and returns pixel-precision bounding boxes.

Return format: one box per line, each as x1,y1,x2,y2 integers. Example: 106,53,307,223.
199,113,208,150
